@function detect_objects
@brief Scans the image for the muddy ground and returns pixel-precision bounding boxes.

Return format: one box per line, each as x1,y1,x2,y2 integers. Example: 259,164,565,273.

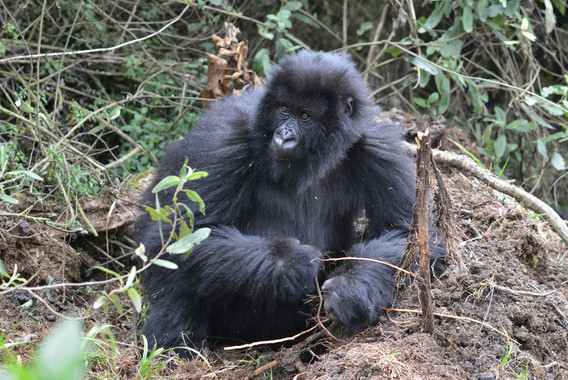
1,156,567,379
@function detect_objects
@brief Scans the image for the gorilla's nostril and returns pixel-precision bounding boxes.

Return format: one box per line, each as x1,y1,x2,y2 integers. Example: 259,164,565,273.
273,129,298,150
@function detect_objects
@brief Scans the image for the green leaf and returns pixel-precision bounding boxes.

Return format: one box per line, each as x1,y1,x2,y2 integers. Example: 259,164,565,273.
6,169,43,181
421,3,445,32
542,103,565,116
463,5,474,33
144,206,172,224
110,294,123,313
449,138,487,169
179,219,192,239
505,119,532,132
418,71,431,87
152,175,180,193
521,103,554,129
166,227,211,254
440,38,463,59
536,139,547,158
276,38,296,59
386,46,403,58
494,135,507,158
179,203,195,228
427,92,440,104
93,295,107,309
292,13,320,29
127,288,142,313
109,106,122,120
150,258,179,270
89,124,106,134
435,73,451,114
488,4,504,18
478,0,488,21
541,85,567,97
125,266,137,288
257,25,274,40
135,244,147,262
539,131,568,143
498,155,510,178
94,266,123,280
36,319,86,380
184,189,206,214
356,21,373,36
494,106,506,126
1,193,19,204
524,95,538,106
186,170,208,181
407,57,438,75
254,48,272,75
414,97,428,108
282,0,302,11
466,80,486,114
551,152,566,170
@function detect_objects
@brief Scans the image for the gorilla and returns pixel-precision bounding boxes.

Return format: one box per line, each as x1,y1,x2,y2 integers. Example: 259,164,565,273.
135,50,444,355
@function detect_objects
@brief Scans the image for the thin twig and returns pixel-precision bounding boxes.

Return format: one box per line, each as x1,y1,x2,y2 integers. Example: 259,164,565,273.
491,283,557,298
0,5,191,64
386,307,520,345
322,256,416,277
223,323,320,351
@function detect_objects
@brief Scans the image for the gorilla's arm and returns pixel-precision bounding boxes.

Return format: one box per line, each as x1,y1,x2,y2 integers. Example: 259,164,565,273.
322,121,415,332
175,226,320,303
354,121,416,235
140,224,321,350
322,231,405,332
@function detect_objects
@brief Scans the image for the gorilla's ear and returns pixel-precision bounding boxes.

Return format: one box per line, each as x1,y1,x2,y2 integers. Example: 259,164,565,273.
345,97,354,116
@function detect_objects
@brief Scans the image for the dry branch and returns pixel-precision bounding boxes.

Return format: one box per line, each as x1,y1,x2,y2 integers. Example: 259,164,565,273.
398,131,461,333
413,131,434,332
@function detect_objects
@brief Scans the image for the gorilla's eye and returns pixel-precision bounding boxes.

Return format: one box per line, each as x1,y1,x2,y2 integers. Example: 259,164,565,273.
300,112,311,121
280,105,290,114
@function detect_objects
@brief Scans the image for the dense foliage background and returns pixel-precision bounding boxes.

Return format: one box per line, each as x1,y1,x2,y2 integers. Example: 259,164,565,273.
1,0,567,216
0,1,567,377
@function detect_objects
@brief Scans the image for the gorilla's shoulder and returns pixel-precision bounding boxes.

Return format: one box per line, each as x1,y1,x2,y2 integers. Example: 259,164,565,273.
152,89,262,182
197,88,264,133
348,120,411,167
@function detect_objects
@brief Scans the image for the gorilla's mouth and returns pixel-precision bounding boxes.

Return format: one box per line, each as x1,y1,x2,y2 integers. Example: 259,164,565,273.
272,130,299,151
271,139,303,161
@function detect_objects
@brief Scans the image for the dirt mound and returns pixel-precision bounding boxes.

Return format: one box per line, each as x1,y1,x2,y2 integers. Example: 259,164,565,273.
1,165,567,379
305,169,568,379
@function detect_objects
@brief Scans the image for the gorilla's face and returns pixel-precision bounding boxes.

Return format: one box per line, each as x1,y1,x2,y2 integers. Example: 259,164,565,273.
271,104,311,159
249,51,374,189
269,97,327,162
252,87,359,189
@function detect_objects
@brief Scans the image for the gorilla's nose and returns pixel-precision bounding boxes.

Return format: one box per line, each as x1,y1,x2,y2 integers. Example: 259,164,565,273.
273,127,298,151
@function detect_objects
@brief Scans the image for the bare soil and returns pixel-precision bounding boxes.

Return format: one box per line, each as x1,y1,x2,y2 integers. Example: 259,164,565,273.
1,163,567,379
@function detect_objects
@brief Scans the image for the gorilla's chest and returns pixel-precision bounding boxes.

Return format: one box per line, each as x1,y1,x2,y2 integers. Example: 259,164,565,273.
243,182,358,252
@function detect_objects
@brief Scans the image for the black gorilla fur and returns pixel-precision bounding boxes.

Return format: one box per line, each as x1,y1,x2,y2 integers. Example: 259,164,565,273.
135,50,444,354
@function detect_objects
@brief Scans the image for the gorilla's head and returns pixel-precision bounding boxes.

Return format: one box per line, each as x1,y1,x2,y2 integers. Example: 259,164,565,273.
251,51,377,189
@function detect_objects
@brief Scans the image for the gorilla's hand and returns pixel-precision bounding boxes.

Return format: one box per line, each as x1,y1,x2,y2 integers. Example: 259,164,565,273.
269,238,322,300
321,266,394,333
